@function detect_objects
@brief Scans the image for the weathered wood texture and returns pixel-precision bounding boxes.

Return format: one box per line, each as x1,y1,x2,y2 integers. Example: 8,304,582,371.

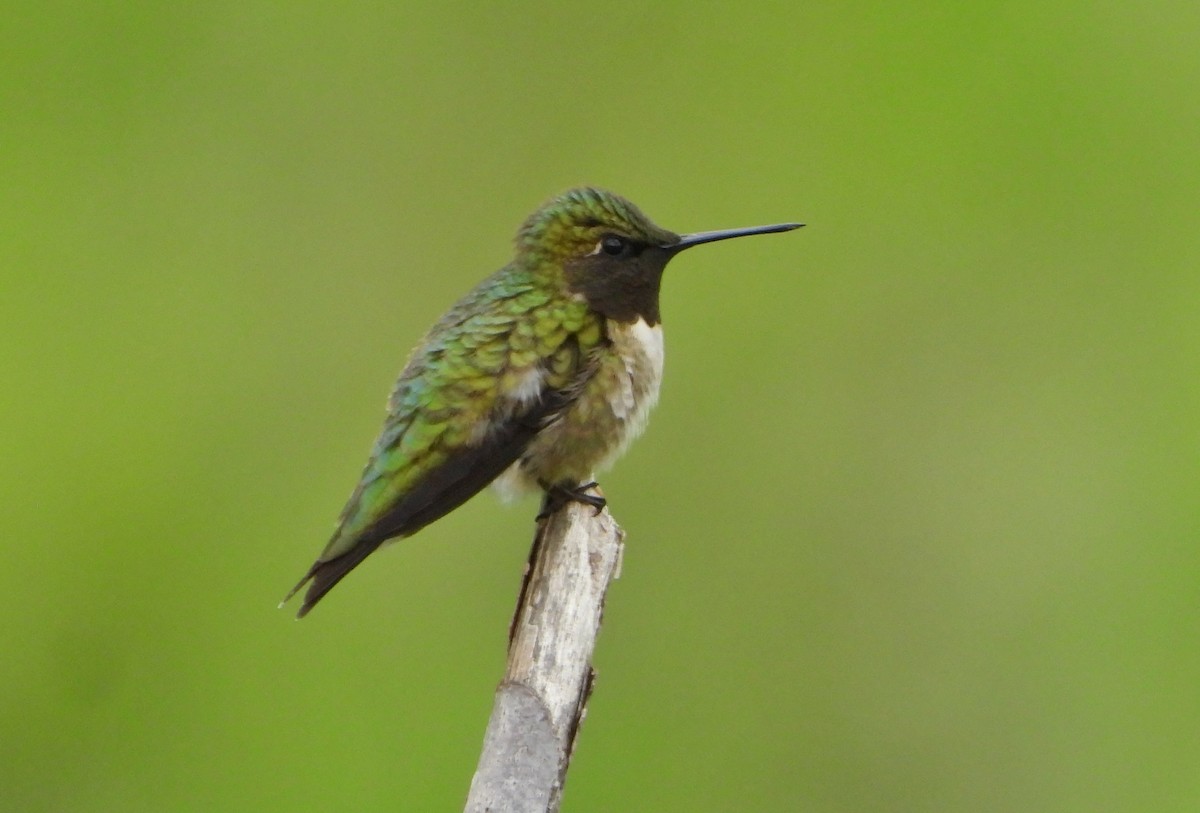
464,502,624,813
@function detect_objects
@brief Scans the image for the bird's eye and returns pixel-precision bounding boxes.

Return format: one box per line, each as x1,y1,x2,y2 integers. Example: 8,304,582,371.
600,235,627,256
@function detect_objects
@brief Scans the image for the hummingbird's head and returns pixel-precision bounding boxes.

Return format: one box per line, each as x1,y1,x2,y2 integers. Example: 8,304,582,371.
517,187,802,325
516,187,678,262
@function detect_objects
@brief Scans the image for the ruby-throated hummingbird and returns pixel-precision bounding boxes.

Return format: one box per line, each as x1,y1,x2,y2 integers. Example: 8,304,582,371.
284,188,801,617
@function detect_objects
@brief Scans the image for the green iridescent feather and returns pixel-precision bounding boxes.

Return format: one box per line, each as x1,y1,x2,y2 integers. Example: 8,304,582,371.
323,264,600,561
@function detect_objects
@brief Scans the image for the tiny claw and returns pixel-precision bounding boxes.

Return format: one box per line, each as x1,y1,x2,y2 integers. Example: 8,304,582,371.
538,480,606,519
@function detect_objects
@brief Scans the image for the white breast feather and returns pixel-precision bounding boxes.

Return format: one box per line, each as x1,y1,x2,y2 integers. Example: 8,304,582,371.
606,317,663,446
629,317,665,383
469,365,544,446
505,365,545,408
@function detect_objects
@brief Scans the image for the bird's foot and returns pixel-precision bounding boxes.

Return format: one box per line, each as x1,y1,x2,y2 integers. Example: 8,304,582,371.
537,480,606,520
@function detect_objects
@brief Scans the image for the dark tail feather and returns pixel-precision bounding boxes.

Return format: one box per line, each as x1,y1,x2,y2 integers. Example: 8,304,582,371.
282,539,383,618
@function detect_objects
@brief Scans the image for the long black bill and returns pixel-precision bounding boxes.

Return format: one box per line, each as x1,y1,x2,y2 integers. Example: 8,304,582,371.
671,221,803,252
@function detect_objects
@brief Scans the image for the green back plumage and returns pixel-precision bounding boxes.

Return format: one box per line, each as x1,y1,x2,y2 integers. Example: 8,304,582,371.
325,262,602,559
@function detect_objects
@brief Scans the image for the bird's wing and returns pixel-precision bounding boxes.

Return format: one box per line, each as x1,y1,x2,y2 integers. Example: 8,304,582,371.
286,272,599,616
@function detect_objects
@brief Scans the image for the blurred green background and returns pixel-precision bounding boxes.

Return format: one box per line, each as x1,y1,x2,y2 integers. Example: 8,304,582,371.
4,2,1198,811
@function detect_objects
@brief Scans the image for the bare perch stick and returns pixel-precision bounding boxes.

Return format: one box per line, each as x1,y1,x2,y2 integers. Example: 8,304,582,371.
464,500,625,813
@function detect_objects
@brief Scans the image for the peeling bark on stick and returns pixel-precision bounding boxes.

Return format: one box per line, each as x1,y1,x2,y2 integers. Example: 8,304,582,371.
464,501,624,813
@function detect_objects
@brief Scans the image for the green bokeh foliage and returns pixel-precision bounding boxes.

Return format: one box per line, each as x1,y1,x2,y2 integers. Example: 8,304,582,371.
3,3,1198,811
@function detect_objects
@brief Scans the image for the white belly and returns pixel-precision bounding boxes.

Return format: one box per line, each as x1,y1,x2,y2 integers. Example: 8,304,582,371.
493,317,664,500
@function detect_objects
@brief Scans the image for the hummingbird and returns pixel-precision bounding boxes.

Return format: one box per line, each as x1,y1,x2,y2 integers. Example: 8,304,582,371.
284,188,801,617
